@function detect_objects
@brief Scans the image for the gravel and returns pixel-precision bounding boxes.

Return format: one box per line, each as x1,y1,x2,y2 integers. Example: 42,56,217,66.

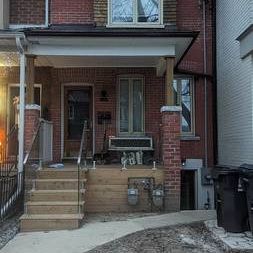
0,215,19,250
86,222,228,253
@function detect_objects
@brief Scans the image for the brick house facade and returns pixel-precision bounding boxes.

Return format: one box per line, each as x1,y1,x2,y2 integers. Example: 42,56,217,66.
0,0,215,215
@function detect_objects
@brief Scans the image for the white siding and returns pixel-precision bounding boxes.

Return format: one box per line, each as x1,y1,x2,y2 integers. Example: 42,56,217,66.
217,0,253,166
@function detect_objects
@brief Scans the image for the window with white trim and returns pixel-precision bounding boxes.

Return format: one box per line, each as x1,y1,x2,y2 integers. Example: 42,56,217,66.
109,0,162,25
173,77,194,135
118,77,144,135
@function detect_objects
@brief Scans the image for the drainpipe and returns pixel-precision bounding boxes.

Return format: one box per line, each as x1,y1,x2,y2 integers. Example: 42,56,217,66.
16,36,26,173
212,0,218,165
202,0,208,169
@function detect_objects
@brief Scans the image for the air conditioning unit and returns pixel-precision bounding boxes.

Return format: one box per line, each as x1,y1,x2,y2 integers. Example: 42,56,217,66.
108,137,153,151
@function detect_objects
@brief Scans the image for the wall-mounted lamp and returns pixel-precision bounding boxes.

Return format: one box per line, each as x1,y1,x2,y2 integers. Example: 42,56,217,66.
100,89,108,101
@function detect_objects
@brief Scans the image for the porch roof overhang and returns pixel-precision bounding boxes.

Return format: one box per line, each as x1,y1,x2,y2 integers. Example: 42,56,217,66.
237,24,253,59
23,27,198,76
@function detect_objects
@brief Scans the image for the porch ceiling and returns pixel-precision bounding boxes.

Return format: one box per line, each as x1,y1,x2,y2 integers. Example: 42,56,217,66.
26,36,193,72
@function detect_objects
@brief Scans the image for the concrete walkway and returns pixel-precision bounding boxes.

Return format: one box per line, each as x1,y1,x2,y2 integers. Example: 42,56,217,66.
1,210,216,253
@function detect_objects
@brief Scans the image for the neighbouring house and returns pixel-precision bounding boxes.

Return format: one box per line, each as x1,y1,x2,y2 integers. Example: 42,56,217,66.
216,1,253,166
0,0,215,232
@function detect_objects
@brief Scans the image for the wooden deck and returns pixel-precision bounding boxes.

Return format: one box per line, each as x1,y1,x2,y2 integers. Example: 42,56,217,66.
84,165,164,213
44,164,165,213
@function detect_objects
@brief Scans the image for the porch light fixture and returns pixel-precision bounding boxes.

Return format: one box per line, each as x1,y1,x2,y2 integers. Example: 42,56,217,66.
100,89,108,101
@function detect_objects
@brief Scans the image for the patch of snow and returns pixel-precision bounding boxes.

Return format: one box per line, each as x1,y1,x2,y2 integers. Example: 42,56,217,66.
205,220,253,251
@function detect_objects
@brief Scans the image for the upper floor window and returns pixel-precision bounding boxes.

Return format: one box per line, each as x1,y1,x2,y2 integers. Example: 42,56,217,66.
109,0,162,26
173,77,195,135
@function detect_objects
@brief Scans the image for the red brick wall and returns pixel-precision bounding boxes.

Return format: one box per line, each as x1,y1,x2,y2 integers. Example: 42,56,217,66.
1,63,214,167
177,0,214,166
51,0,94,24
50,67,164,161
9,0,46,25
162,109,181,211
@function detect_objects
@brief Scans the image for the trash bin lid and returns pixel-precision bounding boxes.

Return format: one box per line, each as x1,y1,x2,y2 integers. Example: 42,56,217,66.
213,165,240,177
239,164,253,176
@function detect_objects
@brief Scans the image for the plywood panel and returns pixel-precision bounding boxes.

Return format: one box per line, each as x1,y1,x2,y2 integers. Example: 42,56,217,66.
85,168,164,213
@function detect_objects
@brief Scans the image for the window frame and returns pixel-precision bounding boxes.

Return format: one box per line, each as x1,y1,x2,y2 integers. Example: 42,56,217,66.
174,76,195,136
117,75,145,136
107,0,164,27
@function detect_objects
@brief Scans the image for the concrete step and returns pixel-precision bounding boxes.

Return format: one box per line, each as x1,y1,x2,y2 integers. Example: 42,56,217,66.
20,214,84,232
29,189,85,202
25,201,85,215
35,179,87,190
37,169,86,179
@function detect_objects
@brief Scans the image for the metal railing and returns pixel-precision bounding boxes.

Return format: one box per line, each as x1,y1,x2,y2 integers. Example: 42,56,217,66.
0,125,22,220
23,121,44,201
77,120,89,214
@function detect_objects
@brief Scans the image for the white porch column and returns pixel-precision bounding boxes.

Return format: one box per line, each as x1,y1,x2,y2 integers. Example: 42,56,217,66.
18,54,26,173
0,0,9,29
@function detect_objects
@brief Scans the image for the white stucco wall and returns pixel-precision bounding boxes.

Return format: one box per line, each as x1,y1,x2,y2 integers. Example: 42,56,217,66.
217,0,253,166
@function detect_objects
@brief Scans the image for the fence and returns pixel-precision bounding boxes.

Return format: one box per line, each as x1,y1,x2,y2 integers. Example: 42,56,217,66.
0,125,23,220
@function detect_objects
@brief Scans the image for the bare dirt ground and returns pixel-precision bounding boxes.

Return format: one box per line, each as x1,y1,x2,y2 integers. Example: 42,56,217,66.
86,222,235,253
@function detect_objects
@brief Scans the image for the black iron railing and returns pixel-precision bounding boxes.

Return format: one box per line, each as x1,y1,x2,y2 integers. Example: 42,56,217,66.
0,125,22,220
77,120,88,214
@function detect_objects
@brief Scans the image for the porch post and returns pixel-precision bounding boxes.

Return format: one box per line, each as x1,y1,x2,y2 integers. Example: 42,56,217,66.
0,76,7,134
18,54,26,173
26,55,36,104
165,57,175,106
162,57,182,212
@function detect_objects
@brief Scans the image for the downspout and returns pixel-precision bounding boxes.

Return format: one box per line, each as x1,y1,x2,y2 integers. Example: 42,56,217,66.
202,0,209,169
16,36,25,174
212,0,218,165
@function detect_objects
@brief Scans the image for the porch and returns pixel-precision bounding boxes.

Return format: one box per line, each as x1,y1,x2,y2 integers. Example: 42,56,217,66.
0,29,197,232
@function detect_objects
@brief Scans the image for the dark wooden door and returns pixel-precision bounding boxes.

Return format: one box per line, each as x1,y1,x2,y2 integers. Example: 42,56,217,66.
64,87,92,158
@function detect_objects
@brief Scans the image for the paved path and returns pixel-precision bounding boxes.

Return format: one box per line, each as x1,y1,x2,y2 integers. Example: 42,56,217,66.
1,210,216,253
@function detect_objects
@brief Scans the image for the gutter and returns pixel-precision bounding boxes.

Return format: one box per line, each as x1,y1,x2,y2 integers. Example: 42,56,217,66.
23,27,199,38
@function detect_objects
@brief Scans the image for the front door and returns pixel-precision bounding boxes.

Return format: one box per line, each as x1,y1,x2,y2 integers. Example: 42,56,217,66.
64,87,92,158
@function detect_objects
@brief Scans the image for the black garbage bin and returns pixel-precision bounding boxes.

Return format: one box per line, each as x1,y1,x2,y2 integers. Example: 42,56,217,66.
213,165,249,233
240,164,253,234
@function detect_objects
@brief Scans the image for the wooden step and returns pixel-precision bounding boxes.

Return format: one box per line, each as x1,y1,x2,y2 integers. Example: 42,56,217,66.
29,189,85,202
35,179,86,190
25,201,85,215
37,169,86,179
20,214,84,232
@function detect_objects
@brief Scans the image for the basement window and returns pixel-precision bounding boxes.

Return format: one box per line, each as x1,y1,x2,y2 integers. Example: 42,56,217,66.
109,0,163,26
173,77,195,135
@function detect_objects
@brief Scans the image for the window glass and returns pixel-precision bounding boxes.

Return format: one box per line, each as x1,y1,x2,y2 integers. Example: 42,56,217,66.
181,79,192,133
137,0,159,23
133,79,143,132
173,77,193,134
119,78,144,135
112,0,133,23
111,0,160,24
120,79,130,132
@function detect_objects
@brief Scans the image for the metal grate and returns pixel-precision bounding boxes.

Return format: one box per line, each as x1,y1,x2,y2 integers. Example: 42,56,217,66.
109,137,153,151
